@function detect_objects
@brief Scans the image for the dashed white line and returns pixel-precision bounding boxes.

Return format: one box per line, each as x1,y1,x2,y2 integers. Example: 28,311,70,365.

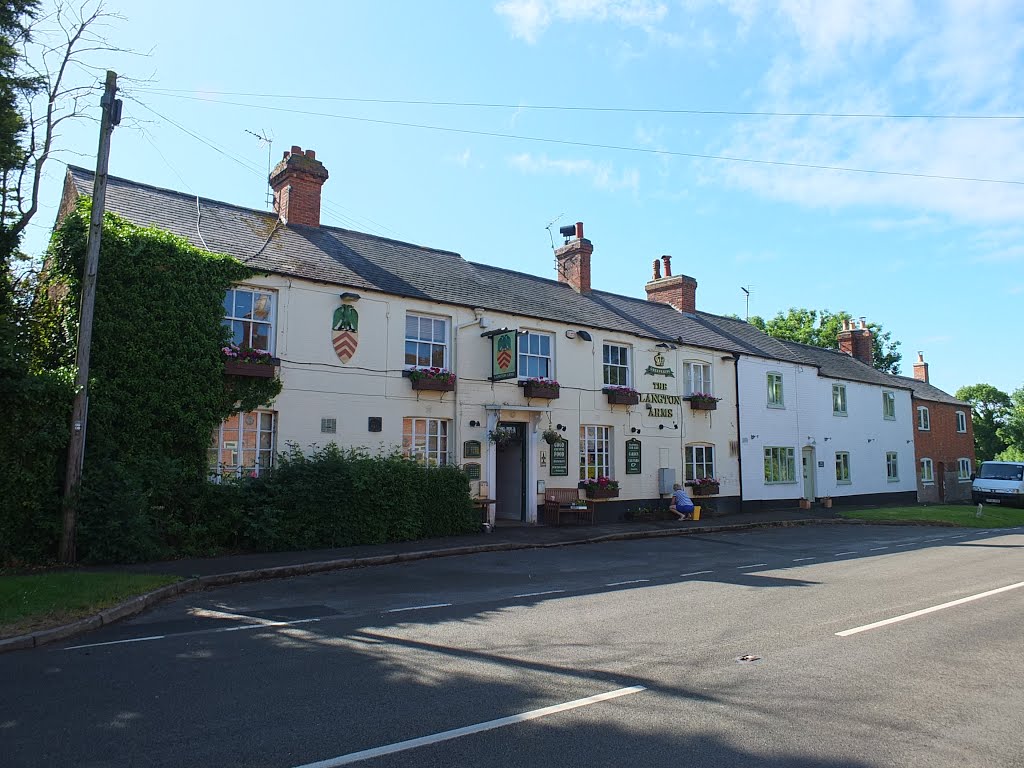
792,557,816,562
680,570,714,577
385,603,453,613
837,581,1024,637
893,542,914,547
292,686,646,767
512,590,565,599
834,551,857,556
869,546,889,551
606,579,650,586
64,617,324,650
737,563,768,569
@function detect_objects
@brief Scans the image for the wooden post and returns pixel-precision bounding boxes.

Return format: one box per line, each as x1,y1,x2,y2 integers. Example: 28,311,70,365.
60,71,119,563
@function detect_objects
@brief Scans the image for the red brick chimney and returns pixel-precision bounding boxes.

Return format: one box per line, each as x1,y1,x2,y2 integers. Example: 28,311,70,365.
269,146,329,227
645,255,698,314
554,221,592,295
913,352,929,383
837,318,873,366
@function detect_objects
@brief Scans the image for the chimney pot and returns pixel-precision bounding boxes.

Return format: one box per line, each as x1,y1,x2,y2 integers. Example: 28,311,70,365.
305,149,315,159
662,255,672,277
575,221,584,239
291,145,302,154
652,259,661,280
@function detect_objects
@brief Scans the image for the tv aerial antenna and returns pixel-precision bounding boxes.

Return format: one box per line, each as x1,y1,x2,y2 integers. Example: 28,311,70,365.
544,213,564,251
741,286,752,321
245,129,274,209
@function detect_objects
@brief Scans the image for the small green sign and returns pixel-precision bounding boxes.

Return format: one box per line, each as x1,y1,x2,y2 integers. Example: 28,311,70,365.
625,438,642,474
549,438,568,476
463,440,481,459
464,462,481,480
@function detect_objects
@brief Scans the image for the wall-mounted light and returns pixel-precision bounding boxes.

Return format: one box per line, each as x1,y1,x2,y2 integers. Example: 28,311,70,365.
630,427,641,433
749,434,758,440
576,330,593,342
469,420,480,427
659,424,665,430
340,291,361,302
556,424,567,432
907,439,913,444
655,342,676,350
867,438,875,443
673,423,678,430
823,437,831,442
565,330,577,339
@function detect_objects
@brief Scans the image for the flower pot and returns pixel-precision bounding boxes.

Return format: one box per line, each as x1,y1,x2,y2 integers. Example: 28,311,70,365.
224,358,279,378
687,399,718,411
799,498,812,510
524,382,560,399
411,377,455,392
823,497,833,508
585,486,619,499
606,391,639,406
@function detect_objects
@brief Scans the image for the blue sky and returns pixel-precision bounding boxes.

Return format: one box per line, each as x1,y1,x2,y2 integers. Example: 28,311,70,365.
26,0,1024,397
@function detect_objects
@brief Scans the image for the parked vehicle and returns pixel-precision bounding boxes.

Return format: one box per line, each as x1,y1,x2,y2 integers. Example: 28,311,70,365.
971,461,1024,508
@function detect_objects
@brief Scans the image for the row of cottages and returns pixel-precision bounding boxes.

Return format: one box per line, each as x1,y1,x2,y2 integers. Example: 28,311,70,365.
59,145,972,522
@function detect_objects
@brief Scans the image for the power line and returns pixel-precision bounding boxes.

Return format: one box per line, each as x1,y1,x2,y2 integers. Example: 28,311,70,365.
136,88,1024,121
132,93,1024,187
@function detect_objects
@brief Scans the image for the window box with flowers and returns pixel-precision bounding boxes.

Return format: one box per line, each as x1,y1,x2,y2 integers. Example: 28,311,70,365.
579,476,620,499
406,367,456,392
522,377,560,400
222,344,280,378
685,393,721,411
685,477,720,496
603,385,639,406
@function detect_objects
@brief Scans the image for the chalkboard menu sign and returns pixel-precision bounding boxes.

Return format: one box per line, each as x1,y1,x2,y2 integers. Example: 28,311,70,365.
463,440,481,459
625,438,642,474
549,438,568,476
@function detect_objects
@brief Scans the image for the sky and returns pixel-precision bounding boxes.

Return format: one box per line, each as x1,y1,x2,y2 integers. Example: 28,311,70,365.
23,0,1024,398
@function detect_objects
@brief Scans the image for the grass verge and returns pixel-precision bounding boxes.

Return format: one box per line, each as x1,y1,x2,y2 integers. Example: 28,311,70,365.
0,571,181,639
839,504,1024,528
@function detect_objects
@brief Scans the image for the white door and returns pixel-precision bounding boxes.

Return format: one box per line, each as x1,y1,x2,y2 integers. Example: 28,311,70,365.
801,448,816,500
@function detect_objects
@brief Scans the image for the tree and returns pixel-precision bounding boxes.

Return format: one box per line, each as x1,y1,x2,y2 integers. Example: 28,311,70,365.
748,308,903,374
996,386,1024,458
954,383,1011,462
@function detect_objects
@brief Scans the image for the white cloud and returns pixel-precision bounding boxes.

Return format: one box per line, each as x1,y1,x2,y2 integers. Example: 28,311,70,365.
508,152,640,191
495,0,668,43
451,149,472,167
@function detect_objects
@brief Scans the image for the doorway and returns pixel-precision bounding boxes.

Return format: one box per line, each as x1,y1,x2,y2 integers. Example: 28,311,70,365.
495,422,525,522
937,461,946,501
801,447,816,500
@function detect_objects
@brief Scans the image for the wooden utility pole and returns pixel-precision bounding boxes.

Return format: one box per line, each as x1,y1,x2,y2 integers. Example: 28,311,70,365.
60,70,121,563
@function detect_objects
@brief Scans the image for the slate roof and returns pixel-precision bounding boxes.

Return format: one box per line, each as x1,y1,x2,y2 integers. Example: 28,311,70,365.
890,375,970,406
777,340,914,391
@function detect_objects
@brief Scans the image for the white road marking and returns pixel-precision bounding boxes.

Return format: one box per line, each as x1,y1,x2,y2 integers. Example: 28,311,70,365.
833,551,857,556
606,579,650,586
512,590,565,598
792,557,816,562
869,546,889,551
64,618,323,650
893,542,914,547
950,534,969,539
66,635,165,650
292,686,647,767
680,570,714,577
837,581,1024,637
385,603,452,613
737,563,768,569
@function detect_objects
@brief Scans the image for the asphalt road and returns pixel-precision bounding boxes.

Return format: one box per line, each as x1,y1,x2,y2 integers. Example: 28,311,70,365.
4,524,1023,767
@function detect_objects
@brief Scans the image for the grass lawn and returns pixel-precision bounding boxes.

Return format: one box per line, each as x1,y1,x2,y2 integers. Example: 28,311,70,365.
0,571,181,639
839,504,1024,528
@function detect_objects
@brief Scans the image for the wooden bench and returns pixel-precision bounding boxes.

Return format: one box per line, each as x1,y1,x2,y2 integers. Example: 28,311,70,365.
543,488,594,526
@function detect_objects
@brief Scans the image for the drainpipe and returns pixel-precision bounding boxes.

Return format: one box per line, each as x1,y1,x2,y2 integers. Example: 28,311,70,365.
732,353,743,511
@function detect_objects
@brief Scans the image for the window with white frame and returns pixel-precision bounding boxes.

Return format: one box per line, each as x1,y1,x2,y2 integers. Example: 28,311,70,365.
917,406,930,431
835,451,851,483
402,417,450,466
764,446,796,483
224,287,276,352
956,411,967,433
405,314,449,369
685,444,715,481
580,425,611,481
833,384,848,416
957,458,972,480
518,331,553,379
684,362,712,396
886,452,899,481
882,391,896,420
767,372,784,408
209,410,276,480
602,344,631,387
920,457,934,484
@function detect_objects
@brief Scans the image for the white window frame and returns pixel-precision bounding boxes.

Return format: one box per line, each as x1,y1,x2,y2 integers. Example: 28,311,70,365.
684,444,716,481
580,425,612,481
602,344,631,388
764,446,796,484
684,362,713,396
224,286,276,353
835,451,851,484
886,451,899,482
518,330,554,380
404,313,450,370
210,410,276,481
402,417,450,466
957,458,972,481
917,406,930,431
956,411,967,433
920,457,934,484
767,372,784,408
832,384,848,416
882,390,896,420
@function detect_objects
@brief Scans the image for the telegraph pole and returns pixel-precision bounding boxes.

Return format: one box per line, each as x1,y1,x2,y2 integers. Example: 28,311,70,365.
60,70,121,563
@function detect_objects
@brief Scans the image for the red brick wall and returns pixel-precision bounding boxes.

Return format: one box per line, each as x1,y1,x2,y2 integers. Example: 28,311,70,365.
912,399,976,502
554,238,593,294
645,274,698,313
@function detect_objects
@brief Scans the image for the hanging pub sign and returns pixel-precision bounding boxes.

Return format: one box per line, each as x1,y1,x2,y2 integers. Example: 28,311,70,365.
483,328,518,381
549,438,568,476
332,303,359,363
625,438,642,474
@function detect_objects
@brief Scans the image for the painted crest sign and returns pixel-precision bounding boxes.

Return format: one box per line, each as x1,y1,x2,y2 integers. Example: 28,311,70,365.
332,304,359,363
485,328,518,381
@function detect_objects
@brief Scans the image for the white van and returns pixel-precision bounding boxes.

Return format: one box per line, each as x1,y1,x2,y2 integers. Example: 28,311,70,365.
971,461,1024,508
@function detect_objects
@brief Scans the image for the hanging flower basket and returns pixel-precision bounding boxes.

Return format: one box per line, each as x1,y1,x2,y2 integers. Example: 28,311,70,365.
685,393,721,411
603,386,639,406
523,378,560,399
542,428,561,445
408,367,456,392
488,426,519,447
